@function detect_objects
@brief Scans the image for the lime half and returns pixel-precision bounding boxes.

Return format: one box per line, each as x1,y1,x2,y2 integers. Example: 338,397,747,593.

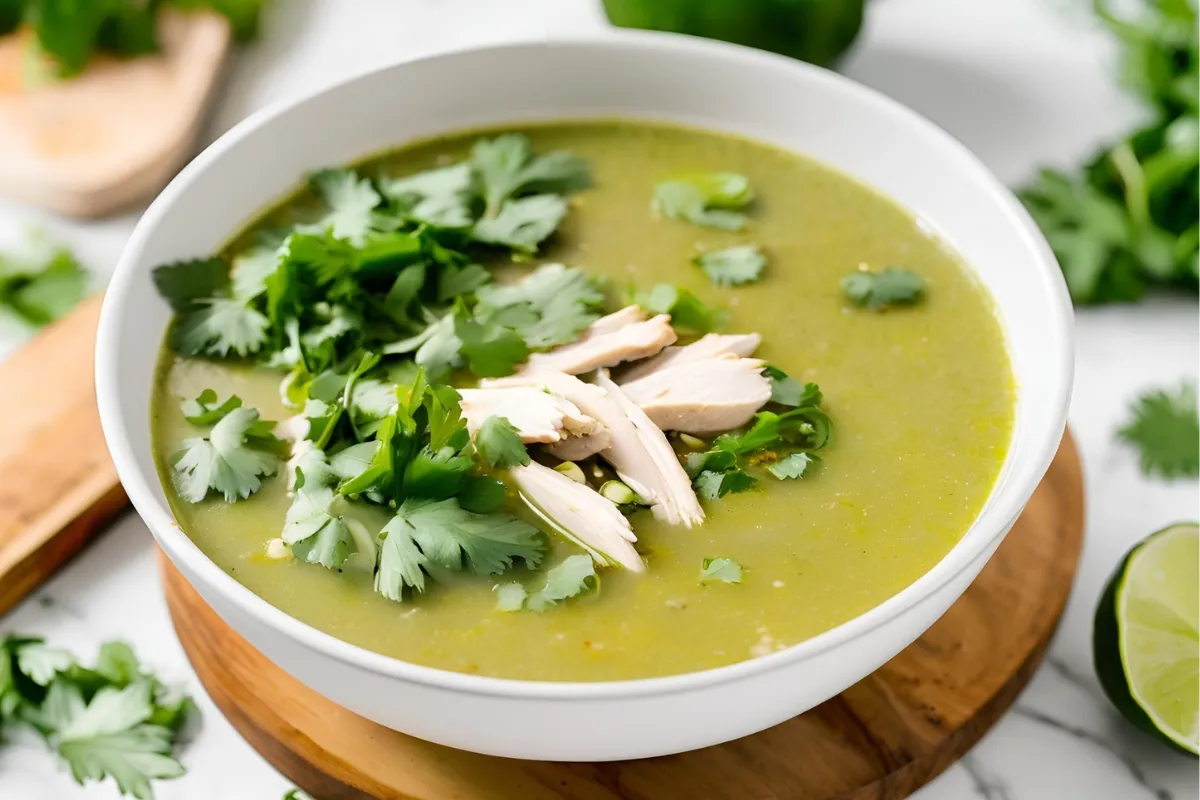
1094,522,1199,755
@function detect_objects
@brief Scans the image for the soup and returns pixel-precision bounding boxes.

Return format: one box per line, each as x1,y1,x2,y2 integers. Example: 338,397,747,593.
151,121,1014,681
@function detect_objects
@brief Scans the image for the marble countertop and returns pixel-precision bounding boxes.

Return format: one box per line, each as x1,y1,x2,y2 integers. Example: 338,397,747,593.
1,1,1197,797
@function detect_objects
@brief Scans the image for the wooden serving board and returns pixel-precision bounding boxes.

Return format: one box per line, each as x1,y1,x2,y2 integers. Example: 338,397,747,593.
0,10,230,217
161,433,1083,800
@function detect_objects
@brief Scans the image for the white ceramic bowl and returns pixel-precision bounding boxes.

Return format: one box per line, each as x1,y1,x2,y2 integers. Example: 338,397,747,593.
96,32,1073,761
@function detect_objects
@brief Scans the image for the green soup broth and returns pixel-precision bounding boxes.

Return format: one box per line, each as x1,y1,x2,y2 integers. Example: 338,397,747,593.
152,120,1014,681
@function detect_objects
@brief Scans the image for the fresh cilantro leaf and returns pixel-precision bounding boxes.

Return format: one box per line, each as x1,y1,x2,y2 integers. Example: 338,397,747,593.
635,283,727,333
381,162,475,228
475,263,604,348
684,448,738,477
328,441,379,482
151,258,229,313
172,297,269,358
653,173,754,230
714,412,783,455
179,389,242,425
457,475,507,514
171,407,281,503
229,246,279,301
412,313,466,383
474,416,531,468
389,497,544,577
375,511,428,602
55,680,185,800
471,134,589,217
699,557,743,584
767,452,815,480
16,643,75,686
454,311,529,377
403,445,473,500
93,642,141,687
526,554,597,611
694,469,757,499
438,262,491,302
303,169,383,245
761,366,820,407
283,455,356,570
841,267,926,310
0,231,88,327
1117,381,1200,478
695,244,766,287
283,791,317,800
472,194,568,254
348,378,398,436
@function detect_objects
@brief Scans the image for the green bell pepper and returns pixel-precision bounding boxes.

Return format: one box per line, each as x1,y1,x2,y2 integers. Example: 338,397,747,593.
601,0,865,67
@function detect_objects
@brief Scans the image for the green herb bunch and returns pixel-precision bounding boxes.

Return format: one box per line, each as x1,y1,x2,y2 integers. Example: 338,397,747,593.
0,636,195,800
0,0,265,79
156,135,603,604
1019,0,1198,304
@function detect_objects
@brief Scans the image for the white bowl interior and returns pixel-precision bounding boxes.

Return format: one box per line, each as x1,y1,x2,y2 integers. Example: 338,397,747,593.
100,35,1071,690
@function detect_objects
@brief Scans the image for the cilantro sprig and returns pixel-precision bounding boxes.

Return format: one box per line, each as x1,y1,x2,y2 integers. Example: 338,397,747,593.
685,367,833,499
1117,381,1200,479
653,172,755,230
695,244,767,287
0,230,89,327
1018,0,1197,304
0,636,195,800
841,267,925,311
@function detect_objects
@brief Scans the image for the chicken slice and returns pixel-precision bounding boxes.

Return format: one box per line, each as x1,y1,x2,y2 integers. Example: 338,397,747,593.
487,371,703,528
619,332,762,383
510,461,644,572
519,305,677,376
458,386,602,444
620,354,772,434
593,371,705,528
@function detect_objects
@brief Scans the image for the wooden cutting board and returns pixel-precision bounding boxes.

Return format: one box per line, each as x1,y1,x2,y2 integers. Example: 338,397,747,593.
0,10,230,217
161,433,1084,800
0,294,129,616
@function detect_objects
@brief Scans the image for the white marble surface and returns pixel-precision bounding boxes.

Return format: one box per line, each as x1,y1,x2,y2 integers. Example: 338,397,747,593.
1,1,1198,797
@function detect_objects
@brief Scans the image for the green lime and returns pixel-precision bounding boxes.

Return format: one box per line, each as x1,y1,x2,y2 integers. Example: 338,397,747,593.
1094,522,1199,755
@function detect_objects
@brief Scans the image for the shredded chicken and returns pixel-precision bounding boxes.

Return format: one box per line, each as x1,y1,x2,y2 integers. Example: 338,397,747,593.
486,371,704,528
593,371,705,528
620,354,772,433
509,461,644,572
618,332,762,383
519,305,677,375
458,386,602,443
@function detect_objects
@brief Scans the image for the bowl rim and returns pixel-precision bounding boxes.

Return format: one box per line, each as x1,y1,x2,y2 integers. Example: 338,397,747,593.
96,29,1073,701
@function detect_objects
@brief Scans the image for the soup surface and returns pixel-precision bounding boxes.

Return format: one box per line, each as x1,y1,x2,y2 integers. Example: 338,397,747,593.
153,121,1014,681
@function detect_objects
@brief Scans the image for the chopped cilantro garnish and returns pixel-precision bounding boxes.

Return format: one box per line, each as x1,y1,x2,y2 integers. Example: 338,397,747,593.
473,194,568,254
178,389,241,425
761,365,821,408
689,386,833,501
454,311,530,377
767,452,815,480
283,453,356,570
699,557,743,584
1117,381,1200,479
653,172,754,230
0,635,195,799
475,263,604,348
474,416,531,468
171,406,282,503
635,283,728,333
694,244,766,287
694,469,757,499
841,267,926,310
302,169,385,245
495,554,598,612
471,134,590,218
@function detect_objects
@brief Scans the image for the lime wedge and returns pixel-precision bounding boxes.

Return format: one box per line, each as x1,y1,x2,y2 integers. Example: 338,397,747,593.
1094,522,1199,755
